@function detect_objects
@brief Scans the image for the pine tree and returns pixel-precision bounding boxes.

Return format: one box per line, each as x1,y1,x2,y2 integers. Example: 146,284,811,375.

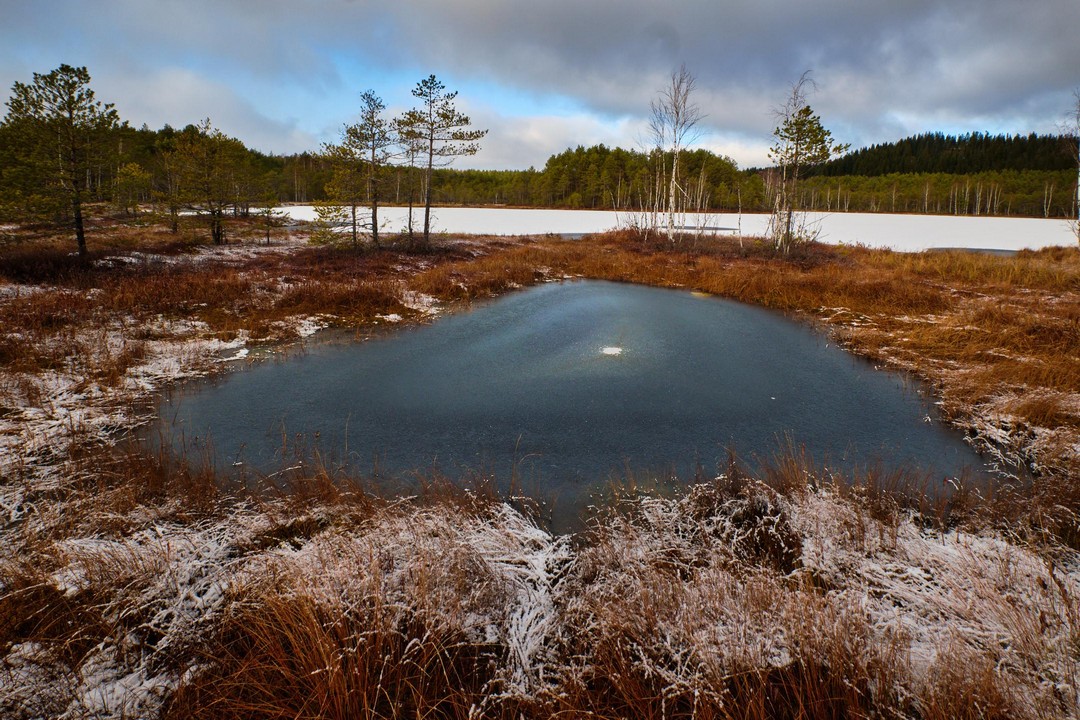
343,90,395,248
2,64,120,257
114,162,151,217
173,120,247,245
769,74,848,253
398,75,486,247
313,143,367,248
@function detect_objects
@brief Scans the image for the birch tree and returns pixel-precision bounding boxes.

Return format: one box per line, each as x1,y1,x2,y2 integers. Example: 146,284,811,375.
649,64,704,244
1070,89,1080,243
399,75,487,247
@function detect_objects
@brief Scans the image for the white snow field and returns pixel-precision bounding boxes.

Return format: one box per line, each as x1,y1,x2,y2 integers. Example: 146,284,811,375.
282,205,1077,253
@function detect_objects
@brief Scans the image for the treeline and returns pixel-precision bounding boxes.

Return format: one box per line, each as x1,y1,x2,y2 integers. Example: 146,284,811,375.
0,115,763,219
2,65,1076,233
772,132,1079,218
0,117,329,223
425,145,764,211
288,144,764,212
417,133,1078,217
2,118,1075,222
810,132,1074,176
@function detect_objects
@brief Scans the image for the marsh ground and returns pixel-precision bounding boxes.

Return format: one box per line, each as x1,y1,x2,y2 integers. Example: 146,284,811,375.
0,213,1077,719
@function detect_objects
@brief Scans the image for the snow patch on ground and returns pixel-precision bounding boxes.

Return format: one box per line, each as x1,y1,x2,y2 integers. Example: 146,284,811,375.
401,290,441,315
293,315,329,338
0,283,46,299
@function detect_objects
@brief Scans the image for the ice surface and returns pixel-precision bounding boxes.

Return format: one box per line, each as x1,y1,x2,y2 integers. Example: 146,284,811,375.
280,206,1077,252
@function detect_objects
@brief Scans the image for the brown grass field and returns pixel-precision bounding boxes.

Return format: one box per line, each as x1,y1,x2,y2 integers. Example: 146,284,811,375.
0,213,1077,719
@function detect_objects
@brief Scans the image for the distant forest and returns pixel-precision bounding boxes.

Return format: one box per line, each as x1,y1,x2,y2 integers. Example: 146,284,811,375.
810,132,1074,176
1,118,1076,222
792,132,1076,217
440,134,1078,218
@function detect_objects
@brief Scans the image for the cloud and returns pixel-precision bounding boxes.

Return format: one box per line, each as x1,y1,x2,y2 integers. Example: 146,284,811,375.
452,103,648,170
104,68,318,154
3,0,1078,166
349,0,1080,155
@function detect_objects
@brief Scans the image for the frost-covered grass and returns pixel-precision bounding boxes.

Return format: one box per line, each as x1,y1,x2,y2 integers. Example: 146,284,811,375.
558,472,1079,719
1,218,1078,718
1,452,1076,719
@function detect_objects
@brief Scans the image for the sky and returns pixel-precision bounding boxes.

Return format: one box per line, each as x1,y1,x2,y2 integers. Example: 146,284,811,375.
1,0,1078,170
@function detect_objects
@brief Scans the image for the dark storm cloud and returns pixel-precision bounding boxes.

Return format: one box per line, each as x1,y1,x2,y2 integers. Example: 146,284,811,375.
2,0,345,95
2,0,1077,163
357,0,1079,140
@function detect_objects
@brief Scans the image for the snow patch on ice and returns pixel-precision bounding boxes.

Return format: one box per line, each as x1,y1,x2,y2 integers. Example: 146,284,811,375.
217,347,249,362
279,207,1078,252
294,315,329,337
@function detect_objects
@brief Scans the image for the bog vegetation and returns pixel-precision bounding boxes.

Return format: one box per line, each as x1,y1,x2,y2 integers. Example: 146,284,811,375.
1,64,1079,719
0,212,1078,717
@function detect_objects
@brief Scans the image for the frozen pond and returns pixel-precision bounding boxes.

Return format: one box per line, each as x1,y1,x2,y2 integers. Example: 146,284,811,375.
281,205,1076,252
158,281,993,529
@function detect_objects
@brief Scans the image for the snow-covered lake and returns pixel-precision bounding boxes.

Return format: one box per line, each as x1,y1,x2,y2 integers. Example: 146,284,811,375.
281,205,1077,253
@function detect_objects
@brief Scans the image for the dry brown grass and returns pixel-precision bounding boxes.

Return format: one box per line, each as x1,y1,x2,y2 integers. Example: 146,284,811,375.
166,587,501,720
0,232,477,382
